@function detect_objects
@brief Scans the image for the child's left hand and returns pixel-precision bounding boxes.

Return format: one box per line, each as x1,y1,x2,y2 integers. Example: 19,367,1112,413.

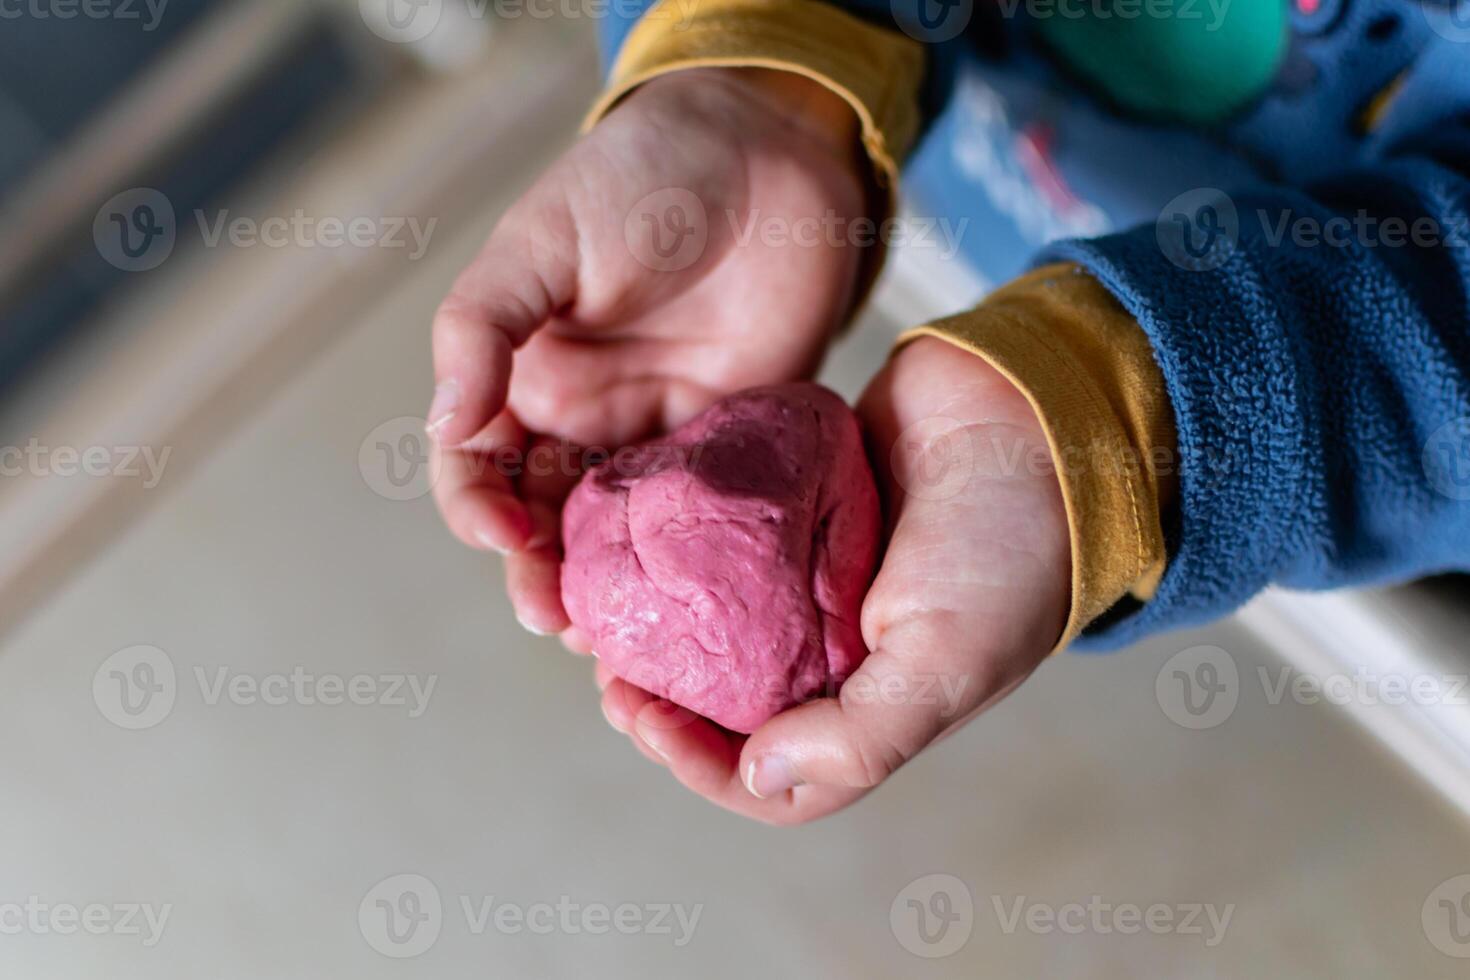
599,337,1072,824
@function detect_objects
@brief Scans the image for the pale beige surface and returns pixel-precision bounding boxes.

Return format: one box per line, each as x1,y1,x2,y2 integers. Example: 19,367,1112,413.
3,25,1469,980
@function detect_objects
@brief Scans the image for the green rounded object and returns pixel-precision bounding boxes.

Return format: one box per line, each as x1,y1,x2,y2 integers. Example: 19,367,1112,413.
1032,0,1289,124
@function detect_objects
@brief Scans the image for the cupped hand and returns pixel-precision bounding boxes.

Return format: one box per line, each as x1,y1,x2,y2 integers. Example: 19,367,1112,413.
428,67,872,637
599,337,1073,824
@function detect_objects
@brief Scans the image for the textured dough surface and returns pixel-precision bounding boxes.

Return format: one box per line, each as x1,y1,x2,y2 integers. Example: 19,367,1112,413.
561,383,881,733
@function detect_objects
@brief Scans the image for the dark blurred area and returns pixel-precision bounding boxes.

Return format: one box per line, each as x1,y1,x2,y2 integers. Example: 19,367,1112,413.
0,0,370,393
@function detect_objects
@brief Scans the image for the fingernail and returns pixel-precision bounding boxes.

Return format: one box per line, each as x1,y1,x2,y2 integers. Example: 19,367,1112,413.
601,700,627,733
425,380,461,439
516,614,551,637
744,754,799,799
475,527,511,555
640,732,672,763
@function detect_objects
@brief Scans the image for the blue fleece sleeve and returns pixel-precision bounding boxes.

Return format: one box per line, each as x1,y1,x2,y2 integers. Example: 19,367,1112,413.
1045,106,1470,650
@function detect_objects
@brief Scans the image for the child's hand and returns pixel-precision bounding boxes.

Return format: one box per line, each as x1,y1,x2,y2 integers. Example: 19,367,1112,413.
428,68,870,635
599,337,1072,824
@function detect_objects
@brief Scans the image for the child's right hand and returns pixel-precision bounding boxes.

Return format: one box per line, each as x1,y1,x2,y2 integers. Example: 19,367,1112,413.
427,68,872,635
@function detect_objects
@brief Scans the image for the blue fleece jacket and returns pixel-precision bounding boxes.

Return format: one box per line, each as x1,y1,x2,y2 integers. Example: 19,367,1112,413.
599,0,1470,649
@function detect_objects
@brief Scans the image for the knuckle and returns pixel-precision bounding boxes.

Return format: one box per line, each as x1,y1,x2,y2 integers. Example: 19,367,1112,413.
433,294,479,330
431,301,480,353
507,370,577,432
835,730,907,790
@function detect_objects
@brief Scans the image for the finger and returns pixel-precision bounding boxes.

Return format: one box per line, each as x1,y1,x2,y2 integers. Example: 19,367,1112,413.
517,435,587,510
602,680,869,825
593,659,616,690
501,434,582,633
504,499,570,635
429,197,579,447
561,625,594,656
430,412,533,553
737,615,1017,798
600,676,647,733
598,678,670,767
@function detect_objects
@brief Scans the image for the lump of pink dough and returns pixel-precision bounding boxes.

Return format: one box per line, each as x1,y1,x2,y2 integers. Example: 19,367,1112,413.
561,383,880,733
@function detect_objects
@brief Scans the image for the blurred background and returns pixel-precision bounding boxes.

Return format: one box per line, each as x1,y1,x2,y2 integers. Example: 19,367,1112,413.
2,1,1470,976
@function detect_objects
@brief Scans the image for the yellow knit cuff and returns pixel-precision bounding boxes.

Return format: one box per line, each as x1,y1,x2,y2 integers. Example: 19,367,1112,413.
582,0,925,191
898,264,1176,652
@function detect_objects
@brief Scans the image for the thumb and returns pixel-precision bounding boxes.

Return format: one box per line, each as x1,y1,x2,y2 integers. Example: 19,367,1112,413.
740,472,1049,799
738,353,1070,799
428,192,579,447
737,611,1019,799
738,489,1064,796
